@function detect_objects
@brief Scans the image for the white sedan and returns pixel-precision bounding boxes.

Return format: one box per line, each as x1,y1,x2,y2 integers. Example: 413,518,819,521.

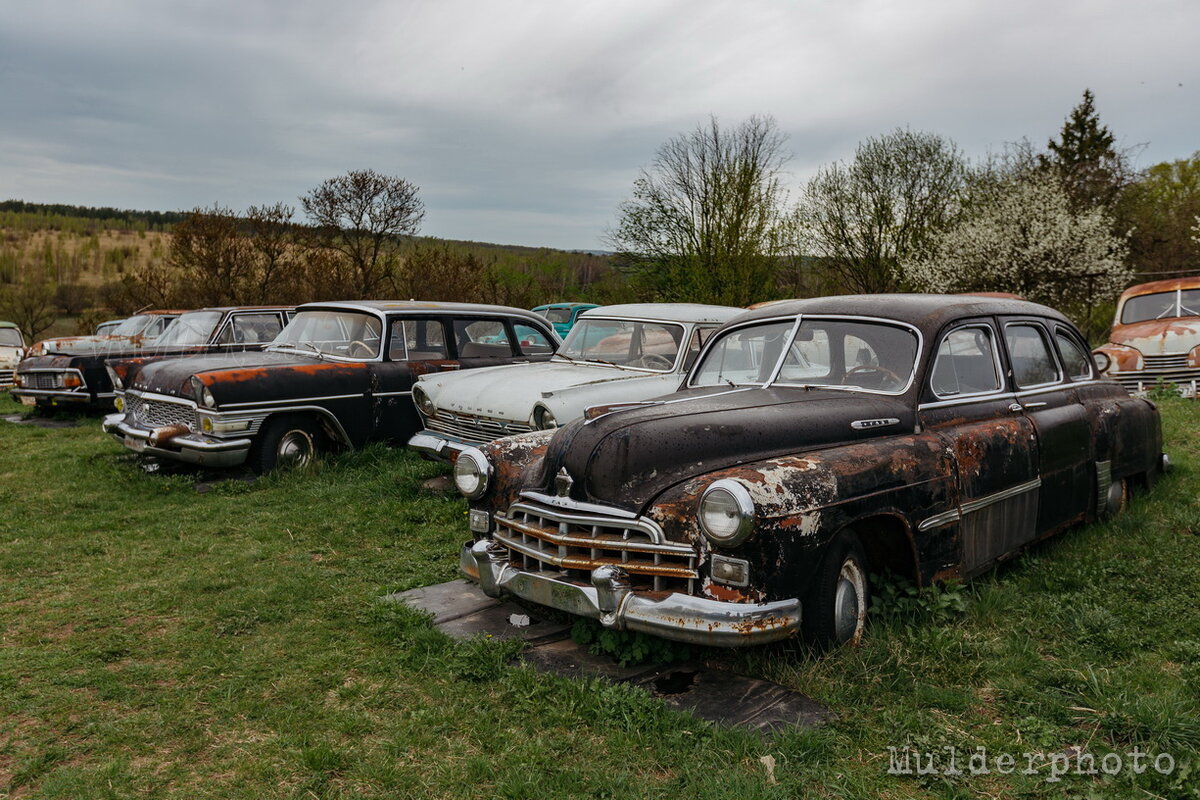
407,303,742,459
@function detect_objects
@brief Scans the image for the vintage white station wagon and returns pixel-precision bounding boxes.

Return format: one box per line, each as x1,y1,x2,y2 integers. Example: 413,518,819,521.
408,303,742,459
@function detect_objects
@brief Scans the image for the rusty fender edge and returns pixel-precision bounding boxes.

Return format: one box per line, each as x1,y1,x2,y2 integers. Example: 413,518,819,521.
463,540,802,647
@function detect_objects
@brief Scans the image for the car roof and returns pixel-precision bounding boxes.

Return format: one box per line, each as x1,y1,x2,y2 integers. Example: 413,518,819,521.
533,302,598,310
186,305,294,313
732,294,1072,330
579,303,743,324
0,320,18,329
298,300,554,325
1119,276,1200,299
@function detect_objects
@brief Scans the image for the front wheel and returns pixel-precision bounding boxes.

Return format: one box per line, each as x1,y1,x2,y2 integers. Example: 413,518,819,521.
249,415,324,474
802,530,870,648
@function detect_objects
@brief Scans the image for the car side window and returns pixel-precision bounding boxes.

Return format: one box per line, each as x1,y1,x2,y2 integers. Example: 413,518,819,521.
221,313,285,345
389,318,448,361
931,325,1002,397
1005,323,1061,388
1055,328,1093,380
514,323,554,355
454,319,516,358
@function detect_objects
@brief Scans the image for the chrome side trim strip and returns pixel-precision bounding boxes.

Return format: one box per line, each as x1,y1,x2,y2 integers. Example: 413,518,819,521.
918,478,1042,531
221,393,363,408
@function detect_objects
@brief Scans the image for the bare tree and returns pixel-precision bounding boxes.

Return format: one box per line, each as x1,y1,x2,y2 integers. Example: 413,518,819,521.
607,115,796,306
245,202,298,303
165,205,255,307
301,169,425,297
1,279,59,341
798,129,968,293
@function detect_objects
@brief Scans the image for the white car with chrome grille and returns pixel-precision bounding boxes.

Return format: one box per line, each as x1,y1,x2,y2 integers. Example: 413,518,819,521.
407,303,742,460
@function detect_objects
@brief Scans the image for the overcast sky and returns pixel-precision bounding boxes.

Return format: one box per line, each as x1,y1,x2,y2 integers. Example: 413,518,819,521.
2,0,1197,249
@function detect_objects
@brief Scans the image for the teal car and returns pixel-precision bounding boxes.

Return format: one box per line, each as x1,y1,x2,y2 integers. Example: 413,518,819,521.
532,303,599,337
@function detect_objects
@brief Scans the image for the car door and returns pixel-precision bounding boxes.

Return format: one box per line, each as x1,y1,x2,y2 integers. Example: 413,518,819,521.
451,317,520,369
370,316,456,441
919,318,1040,576
1001,318,1092,535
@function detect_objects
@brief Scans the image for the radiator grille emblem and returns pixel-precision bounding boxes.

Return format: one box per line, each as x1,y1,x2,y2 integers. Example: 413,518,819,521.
555,467,574,497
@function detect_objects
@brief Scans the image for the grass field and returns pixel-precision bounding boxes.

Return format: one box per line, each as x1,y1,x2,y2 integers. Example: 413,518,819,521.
1,393,1197,799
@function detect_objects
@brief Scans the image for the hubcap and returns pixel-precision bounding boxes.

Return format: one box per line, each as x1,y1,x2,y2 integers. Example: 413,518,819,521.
1106,477,1125,515
276,429,314,469
833,557,867,644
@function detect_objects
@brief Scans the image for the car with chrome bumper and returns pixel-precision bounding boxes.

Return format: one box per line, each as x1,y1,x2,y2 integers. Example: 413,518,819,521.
1093,277,1200,397
103,301,559,472
14,307,290,410
408,303,741,460
12,310,184,408
0,321,26,389
451,295,1166,648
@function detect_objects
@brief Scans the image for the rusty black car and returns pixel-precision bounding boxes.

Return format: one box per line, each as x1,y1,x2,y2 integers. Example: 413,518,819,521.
102,301,560,472
452,295,1166,647
14,307,290,410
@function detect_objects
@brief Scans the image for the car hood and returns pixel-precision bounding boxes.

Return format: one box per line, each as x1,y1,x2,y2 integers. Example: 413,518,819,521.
536,386,915,514
419,359,667,421
1109,318,1200,356
130,350,369,405
30,335,144,356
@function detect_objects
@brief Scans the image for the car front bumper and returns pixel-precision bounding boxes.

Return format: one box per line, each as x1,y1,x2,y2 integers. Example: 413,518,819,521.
462,539,803,647
103,413,252,467
407,431,470,461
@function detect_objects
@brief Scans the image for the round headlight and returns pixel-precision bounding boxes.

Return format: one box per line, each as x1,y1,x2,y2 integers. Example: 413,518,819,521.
413,386,435,417
533,405,557,430
114,396,125,412
698,479,755,547
453,447,492,499
106,365,123,390
203,387,215,408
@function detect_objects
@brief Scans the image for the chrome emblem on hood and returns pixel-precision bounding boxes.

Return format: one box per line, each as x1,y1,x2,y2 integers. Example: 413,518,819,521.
555,467,574,497
850,417,900,430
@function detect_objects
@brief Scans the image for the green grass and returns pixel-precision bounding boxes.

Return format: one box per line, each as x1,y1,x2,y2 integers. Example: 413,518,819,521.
1,394,1198,799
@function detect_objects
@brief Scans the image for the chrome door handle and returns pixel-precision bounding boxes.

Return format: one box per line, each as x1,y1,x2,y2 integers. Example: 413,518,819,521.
1023,401,1047,409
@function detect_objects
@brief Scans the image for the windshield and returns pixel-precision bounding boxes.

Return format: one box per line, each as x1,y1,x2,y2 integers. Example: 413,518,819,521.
0,328,22,347
693,317,918,393
542,308,573,324
270,309,382,360
152,311,222,347
111,315,155,337
1120,289,1200,324
96,321,121,335
557,318,685,371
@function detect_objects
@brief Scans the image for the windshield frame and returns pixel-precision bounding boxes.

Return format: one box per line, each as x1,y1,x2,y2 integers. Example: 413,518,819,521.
553,316,689,373
266,307,386,362
687,314,923,396
151,310,224,347
0,327,23,347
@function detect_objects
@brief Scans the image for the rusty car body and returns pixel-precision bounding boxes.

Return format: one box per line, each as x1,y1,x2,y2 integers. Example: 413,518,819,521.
408,303,741,459
13,307,289,410
102,300,560,472
0,321,26,389
1093,277,1200,397
451,295,1166,648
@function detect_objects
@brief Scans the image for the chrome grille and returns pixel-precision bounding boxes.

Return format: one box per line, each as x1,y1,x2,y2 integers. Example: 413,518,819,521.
25,372,67,389
424,410,533,446
493,501,698,593
127,393,196,429
0,369,13,386
1143,354,1189,369
1113,365,1200,394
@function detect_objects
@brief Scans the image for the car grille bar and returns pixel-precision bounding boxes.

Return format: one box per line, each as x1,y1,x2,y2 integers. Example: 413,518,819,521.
126,392,197,429
1113,364,1200,395
493,501,698,594
26,372,65,389
425,410,533,446
0,369,13,386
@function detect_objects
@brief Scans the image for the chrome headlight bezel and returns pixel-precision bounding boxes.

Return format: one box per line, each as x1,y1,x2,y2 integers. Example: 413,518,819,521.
532,405,557,431
453,447,492,499
413,385,435,417
698,479,756,547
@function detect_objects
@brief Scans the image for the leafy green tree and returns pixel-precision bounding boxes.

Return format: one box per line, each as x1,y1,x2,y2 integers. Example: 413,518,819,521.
1039,89,1132,210
798,128,968,293
607,115,796,306
1116,154,1200,276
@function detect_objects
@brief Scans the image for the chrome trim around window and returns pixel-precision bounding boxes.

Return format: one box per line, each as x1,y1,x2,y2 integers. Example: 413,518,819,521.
929,323,1005,400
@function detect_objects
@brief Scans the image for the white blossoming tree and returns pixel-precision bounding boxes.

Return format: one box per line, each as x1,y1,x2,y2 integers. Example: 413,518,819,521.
903,170,1132,337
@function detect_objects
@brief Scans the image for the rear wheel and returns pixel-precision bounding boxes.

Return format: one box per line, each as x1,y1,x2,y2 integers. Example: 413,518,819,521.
802,530,870,648
1102,475,1129,518
250,415,324,474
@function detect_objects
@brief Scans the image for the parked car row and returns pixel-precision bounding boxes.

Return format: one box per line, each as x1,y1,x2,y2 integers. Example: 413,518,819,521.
2,288,1176,649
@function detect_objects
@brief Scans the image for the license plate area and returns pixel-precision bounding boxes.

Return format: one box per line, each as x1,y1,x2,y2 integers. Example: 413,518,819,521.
124,435,146,452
